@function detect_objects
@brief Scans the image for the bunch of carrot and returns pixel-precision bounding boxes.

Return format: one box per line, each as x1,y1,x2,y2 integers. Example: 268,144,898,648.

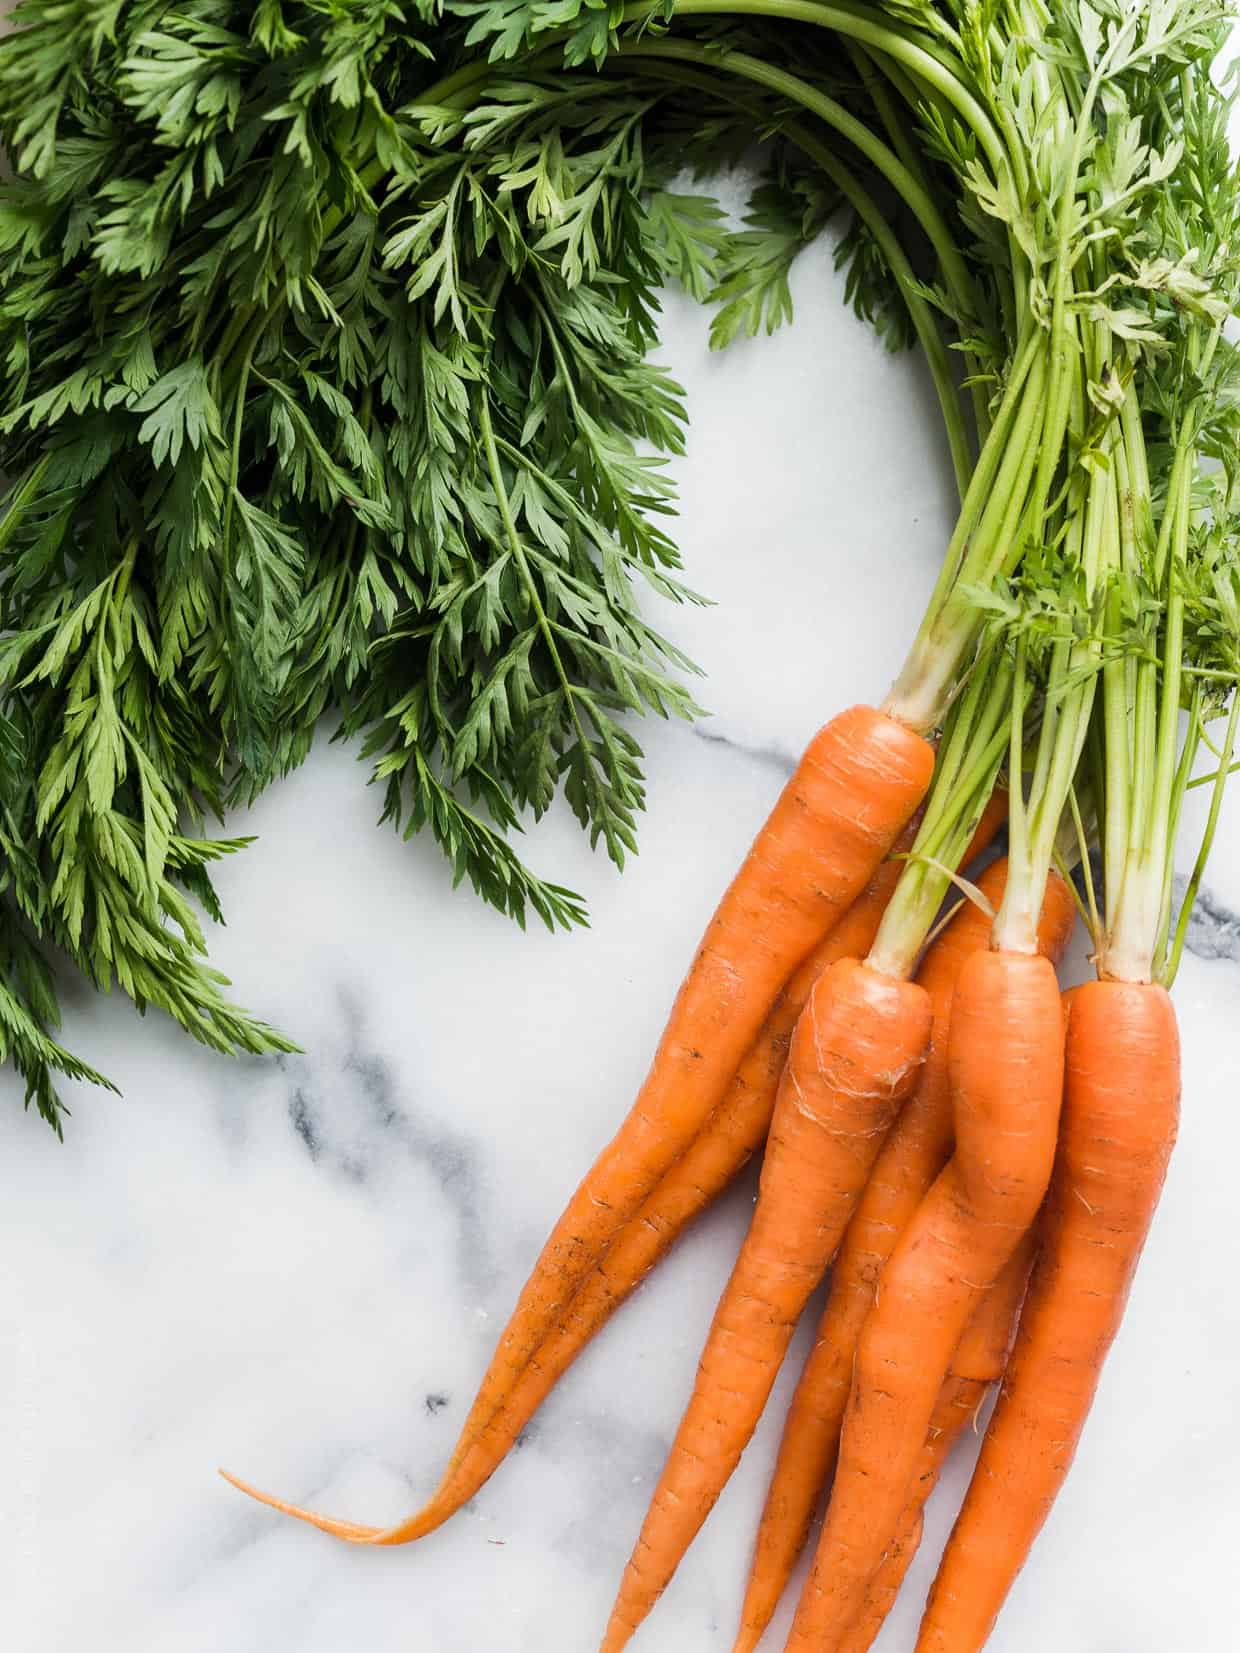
224,1,1240,1647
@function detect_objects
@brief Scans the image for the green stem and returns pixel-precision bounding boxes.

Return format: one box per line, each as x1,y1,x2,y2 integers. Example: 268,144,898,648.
618,39,977,345
782,118,972,496
1005,632,1030,918
1167,691,1239,985
869,649,1014,978
1068,780,1100,947
1154,685,1202,977
993,387,1105,953
842,38,933,196
1101,430,1194,982
885,327,1049,730
615,48,974,486
625,0,1010,180
1031,55,1105,519
843,39,990,448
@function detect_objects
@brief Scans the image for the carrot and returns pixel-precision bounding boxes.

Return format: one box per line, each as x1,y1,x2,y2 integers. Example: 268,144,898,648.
599,957,933,1653
839,1234,1036,1653
733,865,1073,1653
221,706,933,1542
221,851,916,1547
219,872,915,1548
915,980,1179,1652
427,796,1006,1522
340,797,1008,1545
786,946,1065,1649
266,860,912,1549
426,860,914,1520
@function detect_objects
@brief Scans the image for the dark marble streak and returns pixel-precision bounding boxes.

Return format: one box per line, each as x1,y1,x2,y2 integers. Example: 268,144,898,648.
281,988,499,1302
1172,876,1240,965
692,723,797,777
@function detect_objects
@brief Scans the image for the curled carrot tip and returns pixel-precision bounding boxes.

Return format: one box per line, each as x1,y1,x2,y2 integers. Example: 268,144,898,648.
218,1468,382,1542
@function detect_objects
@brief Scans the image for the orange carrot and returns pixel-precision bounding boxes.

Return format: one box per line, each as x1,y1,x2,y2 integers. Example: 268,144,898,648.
733,867,1072,1653
425,798,1006,1528
220,857,913,1547
349,798,1007,1545
839,1235,1036,1653
426,861,913,1523
599,958,933,1653
786,946,1064,1649
221,708,933,1542
916,980,1179,1652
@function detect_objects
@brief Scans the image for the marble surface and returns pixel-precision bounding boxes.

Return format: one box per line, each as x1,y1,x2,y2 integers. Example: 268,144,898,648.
7,176,1240,1653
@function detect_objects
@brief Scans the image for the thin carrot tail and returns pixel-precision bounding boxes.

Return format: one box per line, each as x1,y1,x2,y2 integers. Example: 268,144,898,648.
219,1447,488,1546
731,1628,764,1653
217,1470,389,1543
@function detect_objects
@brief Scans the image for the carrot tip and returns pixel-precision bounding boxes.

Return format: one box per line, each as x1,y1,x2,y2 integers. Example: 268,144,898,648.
217,1467,383,1543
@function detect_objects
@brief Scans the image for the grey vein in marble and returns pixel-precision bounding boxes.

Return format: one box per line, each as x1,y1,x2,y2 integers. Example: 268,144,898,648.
281,987,498,1304
1171,875,1240,964
692,722,797,777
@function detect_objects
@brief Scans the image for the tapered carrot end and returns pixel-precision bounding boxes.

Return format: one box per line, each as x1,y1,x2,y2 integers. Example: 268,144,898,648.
731,1627,764,1653
217,1467,382,1542
218,1467,462,1547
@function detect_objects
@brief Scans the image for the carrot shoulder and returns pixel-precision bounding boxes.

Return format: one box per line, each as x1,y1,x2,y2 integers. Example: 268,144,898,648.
916,980,1179,1653
599,956,932,1653
787,946,1065,1648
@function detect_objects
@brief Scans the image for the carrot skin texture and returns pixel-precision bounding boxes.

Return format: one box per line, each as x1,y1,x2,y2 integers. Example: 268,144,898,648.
916,981,1180,1653
787,948,1065,1649
839,1235,1036,1653
220,708,933,1544
734,869,1073,1653
600,958,933,1653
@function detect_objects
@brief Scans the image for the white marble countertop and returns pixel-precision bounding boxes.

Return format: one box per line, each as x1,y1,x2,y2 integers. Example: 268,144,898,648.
7,169,1240,1653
